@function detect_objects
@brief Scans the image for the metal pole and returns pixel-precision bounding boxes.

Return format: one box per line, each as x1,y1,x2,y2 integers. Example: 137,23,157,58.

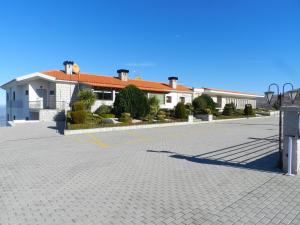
287,136,294,176
278,94,283,168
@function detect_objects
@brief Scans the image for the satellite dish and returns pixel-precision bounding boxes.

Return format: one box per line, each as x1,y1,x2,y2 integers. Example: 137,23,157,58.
73,63,80,74
134,75,142,80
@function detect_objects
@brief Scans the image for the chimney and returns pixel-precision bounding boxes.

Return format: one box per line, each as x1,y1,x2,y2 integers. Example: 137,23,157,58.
168,76,178,89
117,69,129,81
63,60,74,75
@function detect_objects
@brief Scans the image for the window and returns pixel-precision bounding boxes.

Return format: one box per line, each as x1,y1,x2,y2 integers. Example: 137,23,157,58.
180,97,185,103
94,90,113,100
49,90,55,95
13,115,16,120
25,90,29,96
166,96,172,103
13,92,15,101
149,93,165,104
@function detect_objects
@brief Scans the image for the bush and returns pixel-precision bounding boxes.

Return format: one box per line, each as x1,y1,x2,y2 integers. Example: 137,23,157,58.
72,101,85,111
222,103,236,116
175,102,188,119
157,110,166,121
78,89,96,110
100,113,115,118
185,103,194,115
244,104,255,116
192,96,207,114
149,96,160,116
113,85,150,118
95,104,112,115
71,110,87,124
119,113,132,123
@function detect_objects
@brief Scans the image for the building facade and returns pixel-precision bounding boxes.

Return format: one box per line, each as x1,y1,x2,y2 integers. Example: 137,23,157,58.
1,61,261,122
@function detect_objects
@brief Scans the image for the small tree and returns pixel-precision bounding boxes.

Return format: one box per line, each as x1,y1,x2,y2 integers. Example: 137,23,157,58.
201,94,217,112
78,89,96,110
223,103,236,116
192,94,217,114
113,85,150,118
192,96,207,114
175,102,187,119
148,96,160,116
244,104,255,116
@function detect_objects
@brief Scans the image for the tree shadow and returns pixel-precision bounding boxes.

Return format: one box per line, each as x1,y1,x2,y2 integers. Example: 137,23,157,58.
147,135,281,173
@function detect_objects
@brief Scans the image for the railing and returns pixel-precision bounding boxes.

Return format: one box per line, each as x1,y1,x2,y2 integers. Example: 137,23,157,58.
29,100,67,110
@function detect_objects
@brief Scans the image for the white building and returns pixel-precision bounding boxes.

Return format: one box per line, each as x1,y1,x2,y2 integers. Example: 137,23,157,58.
0,61,261,122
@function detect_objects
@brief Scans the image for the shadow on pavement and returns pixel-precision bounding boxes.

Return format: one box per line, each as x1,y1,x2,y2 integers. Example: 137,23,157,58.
147,135,281,173
47,121,65,135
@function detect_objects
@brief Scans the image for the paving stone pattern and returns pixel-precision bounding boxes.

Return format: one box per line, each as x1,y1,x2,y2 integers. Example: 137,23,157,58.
0,117,300,224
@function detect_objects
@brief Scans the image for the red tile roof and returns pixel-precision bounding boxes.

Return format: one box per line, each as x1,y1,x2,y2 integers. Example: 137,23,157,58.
41,70,192,93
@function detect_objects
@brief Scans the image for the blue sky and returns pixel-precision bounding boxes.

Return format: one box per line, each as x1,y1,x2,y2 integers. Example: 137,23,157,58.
0,0,300,105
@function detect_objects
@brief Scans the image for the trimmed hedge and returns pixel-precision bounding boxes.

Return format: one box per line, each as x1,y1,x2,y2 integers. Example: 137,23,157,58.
100,114,115,118
72,101,85,111
95,105,112,115
71,110,87,124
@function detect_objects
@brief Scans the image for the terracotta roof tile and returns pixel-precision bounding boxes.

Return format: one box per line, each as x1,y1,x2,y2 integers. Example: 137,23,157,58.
41,70,192,93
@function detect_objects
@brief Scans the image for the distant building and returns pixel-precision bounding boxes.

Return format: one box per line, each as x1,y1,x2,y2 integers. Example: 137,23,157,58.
1,61,261,122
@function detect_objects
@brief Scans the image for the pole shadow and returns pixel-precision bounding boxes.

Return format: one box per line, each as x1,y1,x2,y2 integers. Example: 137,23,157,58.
147,135,281,173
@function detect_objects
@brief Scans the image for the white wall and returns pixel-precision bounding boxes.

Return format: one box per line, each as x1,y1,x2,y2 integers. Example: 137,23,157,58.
55,82,77,110
160,92,193,109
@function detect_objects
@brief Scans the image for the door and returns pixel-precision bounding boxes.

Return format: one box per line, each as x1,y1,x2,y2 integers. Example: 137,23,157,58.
36,89,48,109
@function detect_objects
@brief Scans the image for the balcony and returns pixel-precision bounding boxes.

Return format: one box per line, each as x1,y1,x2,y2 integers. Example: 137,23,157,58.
29,100,67,111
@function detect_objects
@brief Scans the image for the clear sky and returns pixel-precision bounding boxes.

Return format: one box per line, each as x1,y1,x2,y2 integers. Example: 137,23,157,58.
0,0,300,105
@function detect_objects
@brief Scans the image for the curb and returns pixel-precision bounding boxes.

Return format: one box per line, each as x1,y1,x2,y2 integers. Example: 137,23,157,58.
64,116,274,135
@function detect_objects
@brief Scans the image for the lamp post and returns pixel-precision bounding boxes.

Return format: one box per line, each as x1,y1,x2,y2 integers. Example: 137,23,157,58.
264,83,298,168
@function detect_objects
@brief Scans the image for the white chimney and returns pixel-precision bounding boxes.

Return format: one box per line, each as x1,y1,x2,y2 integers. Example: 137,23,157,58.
63,61,74,75
168,76,178,89
117,69,129,81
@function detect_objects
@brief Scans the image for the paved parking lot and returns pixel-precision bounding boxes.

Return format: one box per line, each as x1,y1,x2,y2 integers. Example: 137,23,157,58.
1,117,300,225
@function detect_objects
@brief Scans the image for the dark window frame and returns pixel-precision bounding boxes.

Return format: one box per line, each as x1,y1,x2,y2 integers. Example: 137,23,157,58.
180,97,185,103
25,90,29,96
166,96,172,103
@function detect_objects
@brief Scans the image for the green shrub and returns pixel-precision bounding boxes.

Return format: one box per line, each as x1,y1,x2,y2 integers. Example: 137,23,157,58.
222,103,236,116
72,101,85,111
100,113,115,118
203,108,212,115
143,114,154,122
185,103,194,115
175,102,188,119
149,96,160,116
157,110,166,121
192,96,207,114
71,110,87,124
78,89,96,110
95,104,112,115
113,85,150,118
192,95,217,115
119,113,132,123
244,104,255,116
